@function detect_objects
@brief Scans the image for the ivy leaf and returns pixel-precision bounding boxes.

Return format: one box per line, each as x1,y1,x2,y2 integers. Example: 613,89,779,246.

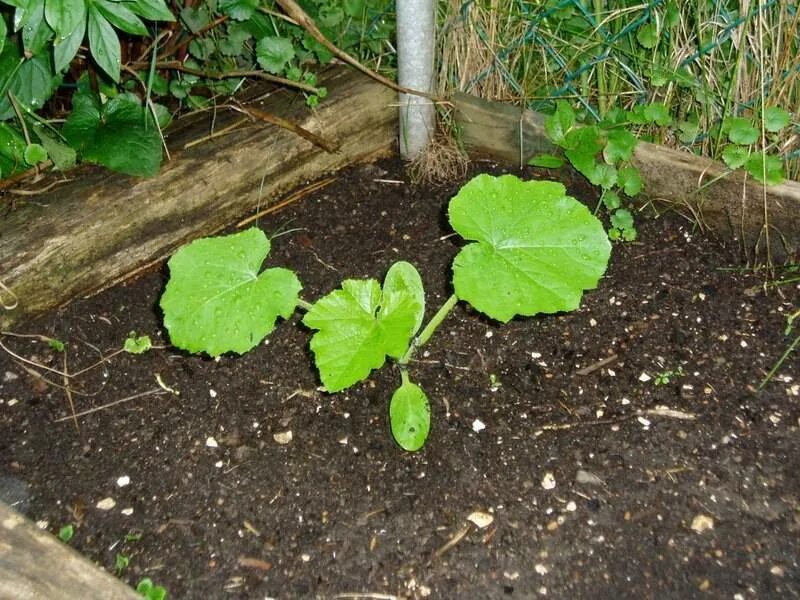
390,380,430,452
219,0,259,21
179,6,210,33
160,228,302,357
87,5,121,81
603,128,637,163
527,153,565,169
601,190,621,210
45,0,85,37
745,153,784,185
544,100,576,147
642,102,671,126
93,0,149,36
126,0,175,21
448,174,611,322
256,36,295,74
62,91,163,176
303,262,424,392
726,117,758,145
721,144,748,170
763,106,791,133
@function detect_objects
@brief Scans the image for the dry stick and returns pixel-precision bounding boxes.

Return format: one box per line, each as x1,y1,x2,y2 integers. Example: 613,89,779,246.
236,177,337,228
230,101,339,153
126,61,321,95
53,389,167,422
62,351,80,434
537,407,696,432
575,353,618,376
430,523,472,561
274,0,440,102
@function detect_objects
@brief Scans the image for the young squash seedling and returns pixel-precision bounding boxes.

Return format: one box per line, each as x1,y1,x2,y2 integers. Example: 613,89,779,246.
160,174,612,450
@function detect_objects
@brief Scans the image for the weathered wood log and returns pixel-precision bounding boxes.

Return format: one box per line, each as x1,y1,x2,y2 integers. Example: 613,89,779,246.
0,68,397,329
452,92,800,263
0,500,141,599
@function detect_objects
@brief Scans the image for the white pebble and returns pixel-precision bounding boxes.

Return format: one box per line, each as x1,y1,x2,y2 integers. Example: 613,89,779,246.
534,563,549,575
467,511,494,529
209,389,217,398
116,476,130,488
541,472,556,490
274,430,293,444
206,436,218,448
96,497,116,510
472,419,486,433
638,372,651,382
121,507,134,516
690,514,714,533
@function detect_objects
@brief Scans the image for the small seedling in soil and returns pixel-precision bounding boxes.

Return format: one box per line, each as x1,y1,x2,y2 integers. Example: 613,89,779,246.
57,524,74,543
115,553,130,575
124,332,153,354
654,366,685,386
136,578,167,600
160,174,612,450
48,338,66,352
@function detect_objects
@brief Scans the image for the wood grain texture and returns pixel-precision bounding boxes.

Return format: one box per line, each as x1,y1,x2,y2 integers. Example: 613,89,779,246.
452,92,800,263
0,68,397,329
0,501,141,599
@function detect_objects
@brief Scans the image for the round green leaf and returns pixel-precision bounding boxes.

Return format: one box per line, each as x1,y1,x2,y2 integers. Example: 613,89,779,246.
726,117,758,145
23,142,48,165
256,36,295,74
160,227,302,356
390,380,430,452
745,153,785,186
449,174,611,323
636,23,658,48
722,144,748,170
763,106,791,133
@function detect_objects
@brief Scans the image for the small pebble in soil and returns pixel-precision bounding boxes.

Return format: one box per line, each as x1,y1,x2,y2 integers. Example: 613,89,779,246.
274,431,293,444
96,497,116,510
535,564,549,575
206,436,218,448
116,476,130,487
472,419,486,433
575,470,604,486
467,511,494,529
541,472,556,490
638,372,651,382
121,507,133,516
690,514,714,533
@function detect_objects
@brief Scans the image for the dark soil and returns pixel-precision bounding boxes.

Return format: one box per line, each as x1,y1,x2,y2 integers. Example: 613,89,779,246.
1,158,798,599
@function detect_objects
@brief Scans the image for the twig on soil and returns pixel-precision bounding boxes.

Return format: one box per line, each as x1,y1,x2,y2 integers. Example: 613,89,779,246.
236,177,336,228
183,118,251,149
575,353,618,376
537,407,696,432
331,594,399,600
430,523,471,562
62,352,79,434
53,389,168,422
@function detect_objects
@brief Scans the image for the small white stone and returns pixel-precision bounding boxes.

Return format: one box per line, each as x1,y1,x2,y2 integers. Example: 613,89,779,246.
209,389,217,398
419,585,431,597
3,371,19,382
504,571,520,581
541,472,556,490
589,318,597,327
273,430,293,445
690,514,714,533
467,511,494,529
96,497,116,510
214,460,224,468
531,351,542,359
768,413,781,425
121,507,134,516
472,419,486,433
565,501,577,512
116,476,130,488
638,372,651,382
7,398,18,407
338,436,349,445
485,330,494,339
620,397,630,405
770,565,785,577
534,563,549,575
206,436,218,448
301,553,310,562
606,368,616,377
637,416,651,429
36,520,49,529
740,340,748,348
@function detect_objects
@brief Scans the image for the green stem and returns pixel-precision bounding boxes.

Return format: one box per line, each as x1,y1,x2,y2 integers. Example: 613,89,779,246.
296,298,314,312
759,333,799,390
399,293,459,365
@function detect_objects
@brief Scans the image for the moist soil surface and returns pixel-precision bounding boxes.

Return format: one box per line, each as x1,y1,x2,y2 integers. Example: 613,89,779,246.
1,158,798,599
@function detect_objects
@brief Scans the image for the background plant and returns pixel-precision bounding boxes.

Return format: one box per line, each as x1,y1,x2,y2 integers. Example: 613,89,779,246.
0,0,395,180
160,174,612,451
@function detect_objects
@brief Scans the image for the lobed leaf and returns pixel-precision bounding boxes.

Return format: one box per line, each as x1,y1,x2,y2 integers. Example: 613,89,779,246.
449,174,611,323
160,228,302,357
303,262,424,392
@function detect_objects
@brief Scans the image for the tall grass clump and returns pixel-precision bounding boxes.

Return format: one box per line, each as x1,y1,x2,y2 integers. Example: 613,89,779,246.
437,0,799,180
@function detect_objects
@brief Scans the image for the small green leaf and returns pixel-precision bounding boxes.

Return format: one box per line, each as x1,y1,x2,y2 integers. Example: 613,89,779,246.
303,262,424,392
726,117,758,145
124,333,152,354
448,174,611,322
527,153,565,169
23,142,47,165
642,103,671,126
127,0,175,21
591,162,617,190
544,100,575,147
601,190,620,210
179,6,210,32
617,166,643,197
48,338,66,352
94,0,149,36
33,124,76,171
115,553,130,575
603,128,637,163
45,0,85,36
58,524,74,542
677,120,699,144
87,5,121,81
219,0,259,21
136,578,167,600
636,22,659,48
390,380,430,452
722,144,748,169
161,227,301,357
745,153,784,185
610,208,634,231
53,16,86,72
763,106,791,133
256,36,295,74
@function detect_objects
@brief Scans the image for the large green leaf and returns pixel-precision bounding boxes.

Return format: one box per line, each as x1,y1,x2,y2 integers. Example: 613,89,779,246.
0,43,60,120
126,0,175,21
303,261,425,392
45,0,85,36
256,36,295,74
87,4,121,81
22,0,54,56
449,174,611,322
62,91,162,176
763,106,791,133
160,227,302,356
93,0,149,36
390,379,430,452
544,100,575,147
53,15,86,72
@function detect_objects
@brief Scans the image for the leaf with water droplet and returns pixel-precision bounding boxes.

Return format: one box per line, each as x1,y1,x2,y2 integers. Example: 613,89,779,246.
449,174,611,322
390,379,430,452
161,227,302,356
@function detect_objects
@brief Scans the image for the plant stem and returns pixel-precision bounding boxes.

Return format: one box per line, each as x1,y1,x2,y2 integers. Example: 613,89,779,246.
296,298,314,312
399,293,459,365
